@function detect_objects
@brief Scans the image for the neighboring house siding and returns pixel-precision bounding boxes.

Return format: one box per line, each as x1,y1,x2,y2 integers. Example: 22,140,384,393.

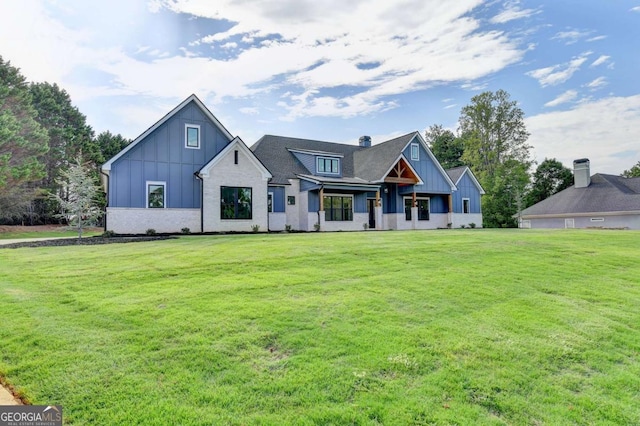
404,143,451,194
452,173,482,214
109,101,230,208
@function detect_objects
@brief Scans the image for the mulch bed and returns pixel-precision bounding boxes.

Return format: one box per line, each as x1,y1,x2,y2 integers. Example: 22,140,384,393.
0,236,175,249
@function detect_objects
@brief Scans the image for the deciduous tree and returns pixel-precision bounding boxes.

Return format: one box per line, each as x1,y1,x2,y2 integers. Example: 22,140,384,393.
458,90,533,227
525,158,573,207
51,155,103,238
621,161,640,178
424,124,464,169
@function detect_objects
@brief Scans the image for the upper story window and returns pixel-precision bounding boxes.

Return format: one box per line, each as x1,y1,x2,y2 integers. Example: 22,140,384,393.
317,157,339,174
185,124,200,149
410,143,419,161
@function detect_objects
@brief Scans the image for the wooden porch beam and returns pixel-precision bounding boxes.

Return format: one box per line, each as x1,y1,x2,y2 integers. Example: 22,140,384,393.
319,187,324,211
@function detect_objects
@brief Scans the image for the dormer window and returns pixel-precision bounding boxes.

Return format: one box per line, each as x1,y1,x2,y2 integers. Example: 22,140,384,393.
185,124,200,149
317,157,339,175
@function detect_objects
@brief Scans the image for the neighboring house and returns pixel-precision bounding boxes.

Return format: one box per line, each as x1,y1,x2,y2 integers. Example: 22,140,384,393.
101,95,272,234
251,133,485,231
102,95,484,233
518,158,640,229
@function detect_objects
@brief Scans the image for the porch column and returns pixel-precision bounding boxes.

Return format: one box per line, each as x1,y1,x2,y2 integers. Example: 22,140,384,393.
319,187,324,211
448,194,453,228
318,187,324,231
375,190,381,207
412,191,417,207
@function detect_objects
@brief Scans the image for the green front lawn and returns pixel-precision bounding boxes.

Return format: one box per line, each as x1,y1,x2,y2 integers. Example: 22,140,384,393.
1,230,639,425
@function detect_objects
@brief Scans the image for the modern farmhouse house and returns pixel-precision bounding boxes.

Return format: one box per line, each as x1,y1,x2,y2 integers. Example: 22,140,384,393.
518,159,640,229
101,95,484,233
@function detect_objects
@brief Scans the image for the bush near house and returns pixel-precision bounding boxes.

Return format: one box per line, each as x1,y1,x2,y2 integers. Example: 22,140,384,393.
0,230,639,425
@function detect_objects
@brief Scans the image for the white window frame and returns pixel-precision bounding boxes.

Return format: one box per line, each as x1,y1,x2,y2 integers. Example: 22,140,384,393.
146,181,166,209
410,143,419,161
185,124,201,149
403,196,430,221
462,198,470,214
565,218,575,229
317,156,340,175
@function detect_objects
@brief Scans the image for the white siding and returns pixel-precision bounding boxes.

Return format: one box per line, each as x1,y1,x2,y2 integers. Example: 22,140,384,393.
106,208,199,234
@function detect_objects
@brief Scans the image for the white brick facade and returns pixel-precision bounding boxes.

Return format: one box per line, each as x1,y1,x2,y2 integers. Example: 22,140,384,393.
106,208,200,234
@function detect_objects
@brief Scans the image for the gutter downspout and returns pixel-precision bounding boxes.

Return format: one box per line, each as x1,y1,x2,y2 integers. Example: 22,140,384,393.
99,170,109,232
194,172,204,233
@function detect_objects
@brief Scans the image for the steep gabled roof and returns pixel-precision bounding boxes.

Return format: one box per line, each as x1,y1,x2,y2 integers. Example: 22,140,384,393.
520,174,640,217
102,94,233,172
353,133,415,182
198,136,272,180
446,166,486,195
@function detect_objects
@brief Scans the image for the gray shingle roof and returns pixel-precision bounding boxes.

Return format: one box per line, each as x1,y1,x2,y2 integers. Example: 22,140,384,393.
445,166,467,184
520,174,640,216
353,133,417,182
251,135,363,185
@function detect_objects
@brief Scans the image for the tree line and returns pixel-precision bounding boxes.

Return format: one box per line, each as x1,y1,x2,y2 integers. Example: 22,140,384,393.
0,56,130,225
3,54,639,229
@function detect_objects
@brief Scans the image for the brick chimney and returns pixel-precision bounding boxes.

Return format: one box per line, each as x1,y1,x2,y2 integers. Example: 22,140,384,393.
359,135,371,147
573,158,590,188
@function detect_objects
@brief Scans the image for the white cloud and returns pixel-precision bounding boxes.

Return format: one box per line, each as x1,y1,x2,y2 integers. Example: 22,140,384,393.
630,6,640,12
586,35,607,42
585,77,607,90
0,0,527,121
590,55,610,67
490,2,540,24
551,29,591,45
527,52,590,87
526,95,640,174
544,90,577,107
239,107,259,115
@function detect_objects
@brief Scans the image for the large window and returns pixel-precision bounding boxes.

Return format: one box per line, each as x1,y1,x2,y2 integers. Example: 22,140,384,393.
221,187,252,219
463,198,470,214
147,181,166,208
404,197,430,220
323,195,353,221
185,124,200,149
317,157,339,174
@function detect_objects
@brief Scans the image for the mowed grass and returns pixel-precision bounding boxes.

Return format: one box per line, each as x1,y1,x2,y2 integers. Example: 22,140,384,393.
1,230,639,425
0,227,102,240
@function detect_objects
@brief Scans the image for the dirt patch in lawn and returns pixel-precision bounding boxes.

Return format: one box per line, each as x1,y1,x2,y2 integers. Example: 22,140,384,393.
0,224,99,233
0,235,175,249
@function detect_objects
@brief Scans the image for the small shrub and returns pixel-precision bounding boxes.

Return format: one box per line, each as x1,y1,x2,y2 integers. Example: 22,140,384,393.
251,224,260,233
363,222,369,230
101,230,116,238
313,222,321,232
469,223,476,229
285,224,292,232
447,222,452,229
181,227,191,234
460,224,466,229
146,228,157,236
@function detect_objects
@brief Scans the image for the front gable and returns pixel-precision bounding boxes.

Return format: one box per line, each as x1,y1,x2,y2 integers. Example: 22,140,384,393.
103,95,234,209
403,133,456,194
452,168,484,214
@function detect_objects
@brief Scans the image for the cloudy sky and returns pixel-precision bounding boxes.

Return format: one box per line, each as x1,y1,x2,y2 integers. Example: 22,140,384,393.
1,0,639,174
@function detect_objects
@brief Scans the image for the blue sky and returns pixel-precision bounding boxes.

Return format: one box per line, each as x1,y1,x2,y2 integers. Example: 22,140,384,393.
1,0,639,174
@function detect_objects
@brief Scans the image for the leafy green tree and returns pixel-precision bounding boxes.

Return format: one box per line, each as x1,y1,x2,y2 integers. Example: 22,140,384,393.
0,56,49,220
621,161,640,178
458,90,533,227
29,82,98,222
96,131,130,163
51,155,103,238
525,158,573,207
424,124,464,169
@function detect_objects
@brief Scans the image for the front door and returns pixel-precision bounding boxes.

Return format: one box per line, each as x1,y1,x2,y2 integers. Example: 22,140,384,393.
367,198,376,229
